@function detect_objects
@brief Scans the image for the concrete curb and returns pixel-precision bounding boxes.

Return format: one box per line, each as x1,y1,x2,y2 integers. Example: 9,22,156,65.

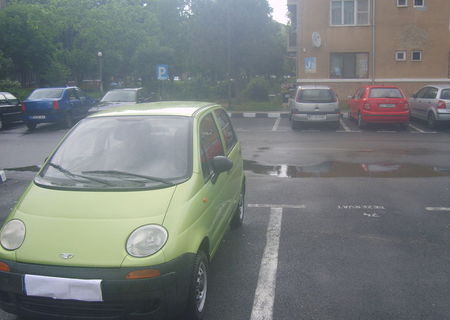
0,170,6,184
228,112,290,119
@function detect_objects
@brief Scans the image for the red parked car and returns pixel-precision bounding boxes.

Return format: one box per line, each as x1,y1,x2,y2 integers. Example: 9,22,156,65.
348,85,410,128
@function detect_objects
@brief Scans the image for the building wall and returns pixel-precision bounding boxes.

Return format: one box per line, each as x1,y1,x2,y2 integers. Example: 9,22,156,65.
294,0,450,99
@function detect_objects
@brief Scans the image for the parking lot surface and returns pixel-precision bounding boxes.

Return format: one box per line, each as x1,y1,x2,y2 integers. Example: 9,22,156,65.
0,117,449,320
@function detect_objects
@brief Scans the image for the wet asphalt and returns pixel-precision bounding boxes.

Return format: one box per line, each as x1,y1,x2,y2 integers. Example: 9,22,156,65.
0,117,449,320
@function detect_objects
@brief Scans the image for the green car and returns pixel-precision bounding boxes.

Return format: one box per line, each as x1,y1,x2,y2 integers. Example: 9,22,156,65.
0,102,245,320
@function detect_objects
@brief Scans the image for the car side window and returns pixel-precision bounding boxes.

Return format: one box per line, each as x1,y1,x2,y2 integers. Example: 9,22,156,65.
214,109,237,153
3,93,18,105
76,89,86,101
416,87,428,99
199,113,224,179
0,94,7,105
441,89,450,100
424,87,438,99
68,89,78,101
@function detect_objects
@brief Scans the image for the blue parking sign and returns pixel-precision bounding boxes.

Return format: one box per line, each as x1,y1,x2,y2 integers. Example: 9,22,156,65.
156,64,169,80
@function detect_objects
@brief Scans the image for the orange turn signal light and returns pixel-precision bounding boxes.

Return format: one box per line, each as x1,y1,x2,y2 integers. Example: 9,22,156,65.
125,269,161,280
0,262,10,272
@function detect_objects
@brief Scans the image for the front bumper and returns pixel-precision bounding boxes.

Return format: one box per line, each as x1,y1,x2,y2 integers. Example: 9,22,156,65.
0,253,195,319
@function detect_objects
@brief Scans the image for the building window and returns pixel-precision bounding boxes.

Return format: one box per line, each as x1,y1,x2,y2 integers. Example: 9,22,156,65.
330,53,369,78
413,0,424,7
411,50,422,61
395,51,407,61
331,0,369,26
397,0,408,7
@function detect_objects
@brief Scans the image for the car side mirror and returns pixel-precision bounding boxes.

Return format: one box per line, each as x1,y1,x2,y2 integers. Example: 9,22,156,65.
211,156,233,183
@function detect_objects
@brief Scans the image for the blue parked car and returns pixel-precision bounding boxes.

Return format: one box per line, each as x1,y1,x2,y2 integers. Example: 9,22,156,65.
22,87,95,130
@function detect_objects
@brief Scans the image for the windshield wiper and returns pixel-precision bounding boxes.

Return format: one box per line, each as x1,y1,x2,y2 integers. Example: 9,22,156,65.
82,170,174,186
48,163,114,186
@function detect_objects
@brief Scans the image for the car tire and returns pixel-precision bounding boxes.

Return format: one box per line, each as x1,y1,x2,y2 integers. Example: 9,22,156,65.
231,185,245,228
357,113,366,129
25,122,36,131
185,251,208,320
427,113,437,129
61,112,73,129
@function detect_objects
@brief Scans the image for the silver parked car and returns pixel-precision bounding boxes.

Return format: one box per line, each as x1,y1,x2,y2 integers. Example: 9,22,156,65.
409,85,450,128
289,85,340,129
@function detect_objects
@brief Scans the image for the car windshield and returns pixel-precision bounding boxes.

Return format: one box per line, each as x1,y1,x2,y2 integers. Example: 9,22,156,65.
440,89,450,100
28,89,64,99
101,90,137,102
369,88,403,98
297,89,336,103
36,116,191,190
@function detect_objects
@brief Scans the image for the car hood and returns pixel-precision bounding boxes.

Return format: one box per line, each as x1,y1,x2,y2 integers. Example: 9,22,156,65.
89,101,136,113
10,183,176,267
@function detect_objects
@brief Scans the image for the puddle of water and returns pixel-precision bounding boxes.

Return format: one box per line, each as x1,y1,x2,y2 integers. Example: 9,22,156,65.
244,160,450,178
5,166,40,172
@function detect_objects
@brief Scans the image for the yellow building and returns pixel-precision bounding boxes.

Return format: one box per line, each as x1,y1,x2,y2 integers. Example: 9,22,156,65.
288,0,450,98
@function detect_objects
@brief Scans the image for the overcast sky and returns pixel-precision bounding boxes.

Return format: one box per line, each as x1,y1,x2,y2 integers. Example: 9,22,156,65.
268,0,288,24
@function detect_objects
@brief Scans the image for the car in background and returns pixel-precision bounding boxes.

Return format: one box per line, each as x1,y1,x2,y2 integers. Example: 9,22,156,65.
409,85,450,129
289,85,340,129
0,101,245,320
22,87,95,130
0,92,22,130
88,87,157,113
348,85,410,129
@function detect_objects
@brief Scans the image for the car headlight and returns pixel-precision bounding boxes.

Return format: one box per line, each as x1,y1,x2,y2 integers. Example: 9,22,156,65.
0,220,26,251
126,225,168,258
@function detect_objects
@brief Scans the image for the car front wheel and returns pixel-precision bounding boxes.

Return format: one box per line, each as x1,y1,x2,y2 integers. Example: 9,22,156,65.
231,185,245,228
185,251,208,320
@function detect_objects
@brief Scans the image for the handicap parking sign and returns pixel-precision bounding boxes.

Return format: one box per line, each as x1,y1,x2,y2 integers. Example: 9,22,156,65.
156,64,169,80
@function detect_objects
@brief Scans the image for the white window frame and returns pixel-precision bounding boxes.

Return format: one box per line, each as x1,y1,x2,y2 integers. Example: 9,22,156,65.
397,0,408,7
411,50,423,61
413,0,424,8
395,51,407,61
330,0,370,26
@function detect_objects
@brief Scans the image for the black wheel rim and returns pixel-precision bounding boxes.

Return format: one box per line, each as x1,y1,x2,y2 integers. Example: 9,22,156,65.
195,261,207,313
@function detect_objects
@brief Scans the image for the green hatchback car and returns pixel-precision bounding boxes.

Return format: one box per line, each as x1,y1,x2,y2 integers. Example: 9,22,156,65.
0,102,245,320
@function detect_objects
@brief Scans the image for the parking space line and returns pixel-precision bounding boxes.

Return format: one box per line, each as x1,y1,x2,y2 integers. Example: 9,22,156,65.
339,118,351,132
248,204,306,209
408,123,425,133
425,207,450,212
250,207,282,320
271,118,281,131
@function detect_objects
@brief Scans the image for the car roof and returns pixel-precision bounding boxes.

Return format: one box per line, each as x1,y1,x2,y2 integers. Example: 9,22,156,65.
89,101,219,118
32,87,77,90
364,85,401,88
422,84,450,90
107,88,142,92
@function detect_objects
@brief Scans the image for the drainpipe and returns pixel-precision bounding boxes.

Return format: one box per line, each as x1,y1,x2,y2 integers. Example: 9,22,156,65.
371,0,376,84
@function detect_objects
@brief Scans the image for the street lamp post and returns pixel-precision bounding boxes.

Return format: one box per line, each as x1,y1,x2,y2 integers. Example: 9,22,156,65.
98,51,103,93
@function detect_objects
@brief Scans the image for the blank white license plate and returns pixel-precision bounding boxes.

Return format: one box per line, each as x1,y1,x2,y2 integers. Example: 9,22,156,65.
30,115,46,120
25,274,103,302
308,115,326,121
379,104,395,108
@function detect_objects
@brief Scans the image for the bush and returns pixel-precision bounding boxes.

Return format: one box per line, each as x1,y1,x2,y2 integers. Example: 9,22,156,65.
244,77,270,101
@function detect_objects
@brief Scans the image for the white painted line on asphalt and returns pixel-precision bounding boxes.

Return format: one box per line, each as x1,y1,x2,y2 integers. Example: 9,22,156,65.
248,204,306,209
425,207,450,212
408,123,425,133
339,118,351,132
0,170,6,183
243,112,256,118
250,207,282,320
271,118,280,131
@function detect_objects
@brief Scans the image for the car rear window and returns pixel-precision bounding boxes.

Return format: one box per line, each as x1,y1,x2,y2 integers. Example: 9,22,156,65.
297,89,337,103
440,89,450,100
28,89,64,99
369,88,403,98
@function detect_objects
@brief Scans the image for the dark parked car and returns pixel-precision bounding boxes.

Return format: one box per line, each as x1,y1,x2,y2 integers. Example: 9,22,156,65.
0,92,22,130
89,88,157,113
22,87,95,130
